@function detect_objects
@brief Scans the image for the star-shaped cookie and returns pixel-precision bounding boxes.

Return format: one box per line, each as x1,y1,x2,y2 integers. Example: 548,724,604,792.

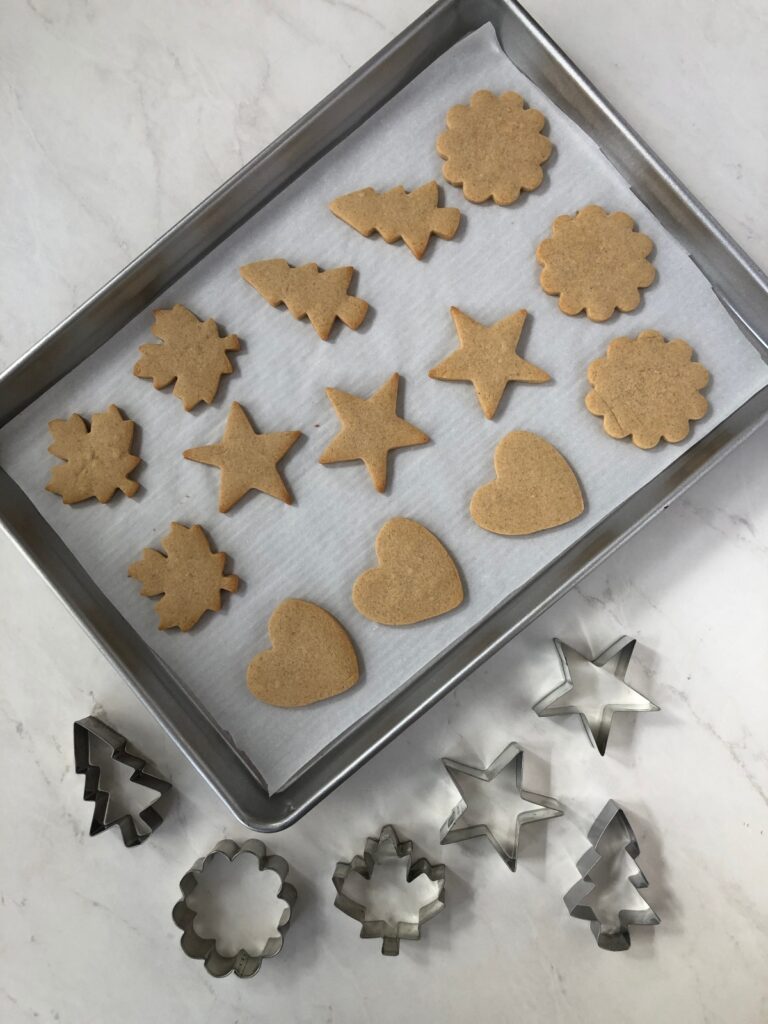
183,401,302,512
319,373,429,493
429,308,549,419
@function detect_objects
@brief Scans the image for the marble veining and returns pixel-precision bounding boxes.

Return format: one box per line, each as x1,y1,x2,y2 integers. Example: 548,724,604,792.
1,1,767,1022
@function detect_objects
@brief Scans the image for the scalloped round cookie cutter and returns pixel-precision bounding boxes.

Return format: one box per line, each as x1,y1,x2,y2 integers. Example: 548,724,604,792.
172,838,297,978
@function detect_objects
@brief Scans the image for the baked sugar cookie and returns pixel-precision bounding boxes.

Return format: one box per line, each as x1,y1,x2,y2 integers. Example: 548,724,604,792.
536,206,655,322
134,305,239,411
429,307,549,419
330,181,461,259
184,402,302,511
46,404,140,505
320,373,429,493
437,90,552,205
586,331,710,448
128,523,238,631
471,431,584,536
353,517,464,626
240,259,368,340
246,599,360,708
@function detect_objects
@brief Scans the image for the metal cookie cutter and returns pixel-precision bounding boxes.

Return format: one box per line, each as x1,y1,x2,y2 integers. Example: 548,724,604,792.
440,742,562,871
534,637,659,755
564,800,660,951
73,715,171,847
333,824,446,956
173,839,297,978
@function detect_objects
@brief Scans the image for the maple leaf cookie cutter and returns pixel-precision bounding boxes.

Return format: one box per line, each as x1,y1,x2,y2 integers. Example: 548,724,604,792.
73,715,172,847
564,800,660,951
332,824,446,956
173,838,297,978
439,742,562,871
533,637,659,755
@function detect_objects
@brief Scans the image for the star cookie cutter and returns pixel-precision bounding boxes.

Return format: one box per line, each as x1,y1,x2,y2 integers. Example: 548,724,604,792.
73,715,171,847
564,800,660,951
440,742,562,871
173,839,297,978
332,824,446,956
534,637,659,755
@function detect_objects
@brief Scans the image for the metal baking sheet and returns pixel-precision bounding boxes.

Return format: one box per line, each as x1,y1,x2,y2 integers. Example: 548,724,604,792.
1,0,767,829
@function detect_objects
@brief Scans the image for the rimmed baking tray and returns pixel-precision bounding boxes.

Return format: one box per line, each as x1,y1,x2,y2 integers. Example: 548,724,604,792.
2,0,767,829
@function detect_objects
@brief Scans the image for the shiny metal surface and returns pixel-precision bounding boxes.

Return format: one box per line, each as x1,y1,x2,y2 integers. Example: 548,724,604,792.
173,838,297,978
1,0,767,830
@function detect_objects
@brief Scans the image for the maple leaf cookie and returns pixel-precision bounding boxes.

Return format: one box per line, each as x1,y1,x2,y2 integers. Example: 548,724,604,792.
46,404,140,505
536,206,655,321
586,331,710,449
134,305,239,411
128,523,238,631
436,90,552,205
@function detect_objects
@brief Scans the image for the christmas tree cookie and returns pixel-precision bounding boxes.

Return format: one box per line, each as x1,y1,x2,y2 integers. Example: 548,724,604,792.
329,181,461,259
240,259,369,340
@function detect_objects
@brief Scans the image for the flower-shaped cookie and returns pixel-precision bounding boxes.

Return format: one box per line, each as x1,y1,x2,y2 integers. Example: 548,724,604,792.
536,206,655,321
586,331,710,449
436,90,552,205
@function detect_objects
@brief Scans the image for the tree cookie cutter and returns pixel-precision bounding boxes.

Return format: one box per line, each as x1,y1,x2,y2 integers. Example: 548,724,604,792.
533,637,659,755
173,838,297,978
440,741,562,871
564,799,660,951
73,715,171,847
333,824,446,956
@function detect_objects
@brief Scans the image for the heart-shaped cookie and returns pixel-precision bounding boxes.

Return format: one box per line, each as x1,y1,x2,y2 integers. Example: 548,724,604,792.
471,431,584,536
353,517,464,625
246,599,360,707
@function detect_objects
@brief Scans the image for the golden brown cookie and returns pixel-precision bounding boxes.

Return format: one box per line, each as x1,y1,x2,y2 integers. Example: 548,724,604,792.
183,402,302,512
128,522,238,631
329,181,461,259
240,259,369,340
134,305,240,411
352,517,464,626
46,404,140,505
319,373,429,493
429,307,550,419
586,331,710,449
246,598,360,707
536,206,655,321
436,90,552,205
471,431,584,536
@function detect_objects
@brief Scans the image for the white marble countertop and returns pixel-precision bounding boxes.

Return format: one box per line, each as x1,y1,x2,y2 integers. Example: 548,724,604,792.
1,2,766,1022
